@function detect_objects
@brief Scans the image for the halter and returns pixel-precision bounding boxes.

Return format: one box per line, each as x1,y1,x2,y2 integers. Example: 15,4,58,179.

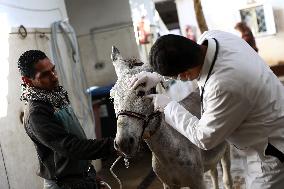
117,110,161,138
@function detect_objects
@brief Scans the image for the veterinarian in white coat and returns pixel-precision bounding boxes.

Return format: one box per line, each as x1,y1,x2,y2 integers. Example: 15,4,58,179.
130,30,284,189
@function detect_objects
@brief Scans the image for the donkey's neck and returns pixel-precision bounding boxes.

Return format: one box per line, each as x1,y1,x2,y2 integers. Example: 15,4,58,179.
145,116,199,163
144,90,202,164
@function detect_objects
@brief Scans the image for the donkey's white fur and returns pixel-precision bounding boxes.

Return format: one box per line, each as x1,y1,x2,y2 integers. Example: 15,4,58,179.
110,46,233,189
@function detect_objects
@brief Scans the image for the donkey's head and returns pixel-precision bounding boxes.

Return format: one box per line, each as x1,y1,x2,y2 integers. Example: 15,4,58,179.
110,46,159,157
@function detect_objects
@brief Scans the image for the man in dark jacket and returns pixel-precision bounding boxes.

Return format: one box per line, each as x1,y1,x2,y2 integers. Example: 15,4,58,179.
18,50,114,189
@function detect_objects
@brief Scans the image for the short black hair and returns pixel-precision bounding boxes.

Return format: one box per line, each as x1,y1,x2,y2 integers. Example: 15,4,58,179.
149,34,201,76
18,50,47,78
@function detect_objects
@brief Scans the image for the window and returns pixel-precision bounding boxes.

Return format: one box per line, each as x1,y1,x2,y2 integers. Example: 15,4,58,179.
239,3,276,37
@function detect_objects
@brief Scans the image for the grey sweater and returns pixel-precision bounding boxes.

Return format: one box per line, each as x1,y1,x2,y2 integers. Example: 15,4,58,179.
24,100,114,181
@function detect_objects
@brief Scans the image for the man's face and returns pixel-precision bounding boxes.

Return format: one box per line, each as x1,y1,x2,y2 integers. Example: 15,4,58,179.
29,58,59,90
177,64,202,81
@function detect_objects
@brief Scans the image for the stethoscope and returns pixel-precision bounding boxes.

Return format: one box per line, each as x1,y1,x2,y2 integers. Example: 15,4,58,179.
200,38,219,114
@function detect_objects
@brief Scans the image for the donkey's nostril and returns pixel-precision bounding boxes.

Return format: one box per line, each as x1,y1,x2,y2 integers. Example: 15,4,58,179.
129,137,134,145
137,91,145,97
114,140,119,150
114,138,135,155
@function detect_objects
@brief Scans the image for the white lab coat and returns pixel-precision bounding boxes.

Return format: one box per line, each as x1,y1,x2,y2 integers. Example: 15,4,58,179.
164,30,284,188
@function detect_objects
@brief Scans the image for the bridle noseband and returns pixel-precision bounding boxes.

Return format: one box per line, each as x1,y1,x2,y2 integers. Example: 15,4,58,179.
117,110,161,138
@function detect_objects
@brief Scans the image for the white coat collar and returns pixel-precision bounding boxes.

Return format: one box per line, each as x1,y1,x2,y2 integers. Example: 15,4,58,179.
197,38,217,87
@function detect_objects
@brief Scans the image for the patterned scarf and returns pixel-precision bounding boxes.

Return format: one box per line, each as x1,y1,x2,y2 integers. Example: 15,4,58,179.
21,85,70,109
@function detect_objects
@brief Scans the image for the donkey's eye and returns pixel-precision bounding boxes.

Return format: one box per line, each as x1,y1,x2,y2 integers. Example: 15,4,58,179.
150,87,156,94
137,91,145,97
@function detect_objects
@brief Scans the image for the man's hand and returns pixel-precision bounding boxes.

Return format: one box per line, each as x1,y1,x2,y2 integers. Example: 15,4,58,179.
130,71,162,92
146,94,172,112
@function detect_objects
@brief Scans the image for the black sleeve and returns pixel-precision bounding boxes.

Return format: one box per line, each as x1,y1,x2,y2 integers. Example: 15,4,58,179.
28,104,115,160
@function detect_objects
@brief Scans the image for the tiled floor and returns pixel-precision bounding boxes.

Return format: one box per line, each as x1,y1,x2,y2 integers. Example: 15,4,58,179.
98,145,246,189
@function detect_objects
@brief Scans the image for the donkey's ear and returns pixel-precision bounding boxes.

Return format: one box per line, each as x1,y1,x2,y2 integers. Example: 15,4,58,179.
111,46,122,62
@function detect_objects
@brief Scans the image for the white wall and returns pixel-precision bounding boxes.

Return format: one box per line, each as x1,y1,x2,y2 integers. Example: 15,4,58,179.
0,1,68,188
175,0,284,65
65,0,139,86
65,0,133,36
0,30,52,189
0,0,68,28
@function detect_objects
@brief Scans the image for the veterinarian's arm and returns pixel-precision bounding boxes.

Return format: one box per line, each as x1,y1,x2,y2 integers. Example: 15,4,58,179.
164,87,251,150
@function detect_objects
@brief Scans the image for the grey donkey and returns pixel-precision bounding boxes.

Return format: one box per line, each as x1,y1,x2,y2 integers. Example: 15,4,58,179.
110,46,233,189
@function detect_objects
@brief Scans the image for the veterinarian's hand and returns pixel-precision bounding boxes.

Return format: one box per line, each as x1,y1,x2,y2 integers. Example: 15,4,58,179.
130,71,162,92
146,94,172,112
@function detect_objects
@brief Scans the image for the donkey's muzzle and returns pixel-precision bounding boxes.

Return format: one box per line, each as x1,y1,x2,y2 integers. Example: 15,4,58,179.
114,137,136,156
